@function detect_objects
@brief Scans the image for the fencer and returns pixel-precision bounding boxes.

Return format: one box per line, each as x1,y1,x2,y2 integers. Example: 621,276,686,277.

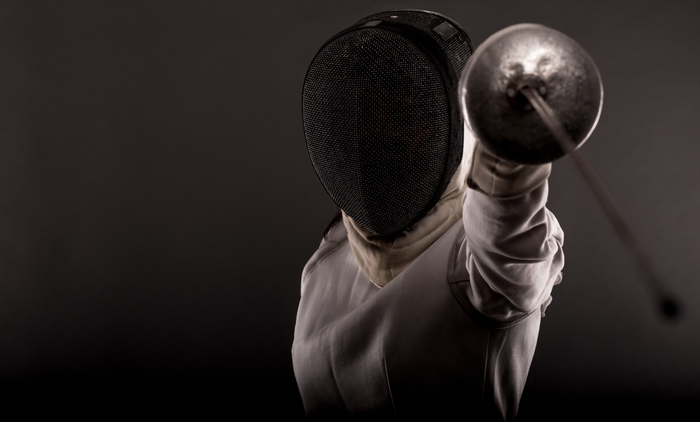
292,10,564,420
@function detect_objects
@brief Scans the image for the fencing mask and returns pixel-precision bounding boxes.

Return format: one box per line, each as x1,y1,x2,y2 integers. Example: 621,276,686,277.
303,10,473,236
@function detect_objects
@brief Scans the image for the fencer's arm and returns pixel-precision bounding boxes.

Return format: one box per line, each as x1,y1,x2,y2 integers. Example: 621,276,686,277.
462,141,565,321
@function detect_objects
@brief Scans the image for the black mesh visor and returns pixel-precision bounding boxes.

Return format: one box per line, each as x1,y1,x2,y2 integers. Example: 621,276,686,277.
303,11,472,236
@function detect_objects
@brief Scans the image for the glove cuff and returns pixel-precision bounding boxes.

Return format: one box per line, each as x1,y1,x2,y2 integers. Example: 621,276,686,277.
467,141,551,199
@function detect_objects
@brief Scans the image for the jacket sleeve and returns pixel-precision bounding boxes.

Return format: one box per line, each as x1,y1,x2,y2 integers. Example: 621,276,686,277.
462,141,565,321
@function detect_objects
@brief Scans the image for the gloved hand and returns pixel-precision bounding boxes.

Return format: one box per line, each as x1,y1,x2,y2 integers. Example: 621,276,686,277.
467,141,551,199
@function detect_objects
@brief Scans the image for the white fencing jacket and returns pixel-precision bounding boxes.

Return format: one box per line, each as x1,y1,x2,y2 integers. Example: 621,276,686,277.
292,147,564,420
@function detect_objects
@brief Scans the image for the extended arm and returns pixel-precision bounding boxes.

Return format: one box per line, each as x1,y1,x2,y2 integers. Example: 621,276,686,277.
463,141,565,321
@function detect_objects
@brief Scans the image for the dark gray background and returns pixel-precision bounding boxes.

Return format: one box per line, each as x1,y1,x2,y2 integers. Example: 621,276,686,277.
0,0,698,418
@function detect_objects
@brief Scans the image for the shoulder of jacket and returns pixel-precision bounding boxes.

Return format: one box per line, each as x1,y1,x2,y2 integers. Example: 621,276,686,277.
301,220,349,285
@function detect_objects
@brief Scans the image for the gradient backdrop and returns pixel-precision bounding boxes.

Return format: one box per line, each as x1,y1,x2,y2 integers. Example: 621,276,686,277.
0,0,698,419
